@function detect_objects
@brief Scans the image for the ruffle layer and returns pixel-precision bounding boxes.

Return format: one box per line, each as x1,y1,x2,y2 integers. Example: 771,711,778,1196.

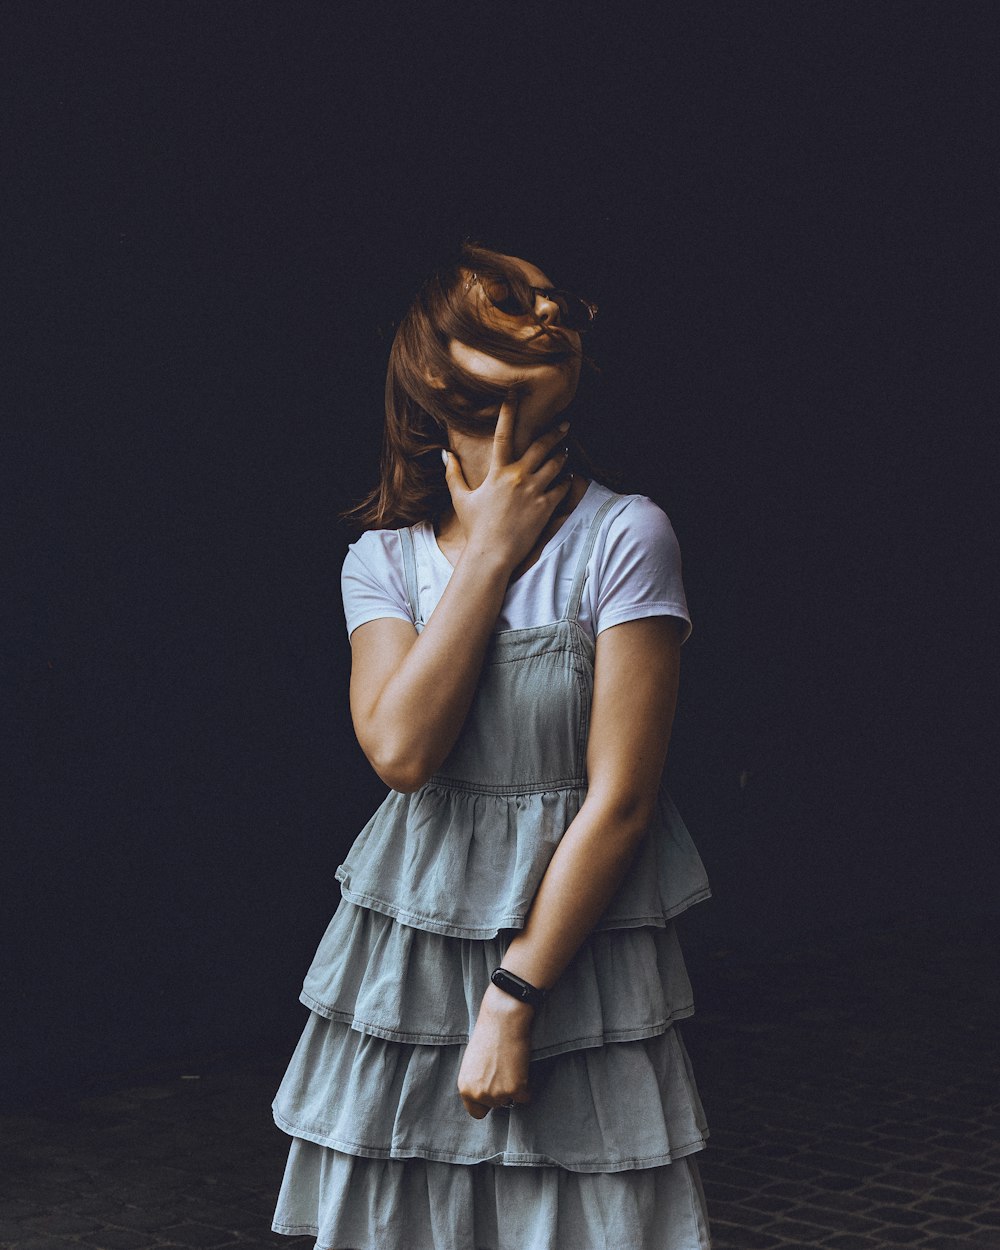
273,1144,711,1250
272,1016,708,1173
336,786,710,939
301,901,694,1058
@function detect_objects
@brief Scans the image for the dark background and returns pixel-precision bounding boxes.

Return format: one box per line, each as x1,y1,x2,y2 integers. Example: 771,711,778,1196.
5,2,993,1102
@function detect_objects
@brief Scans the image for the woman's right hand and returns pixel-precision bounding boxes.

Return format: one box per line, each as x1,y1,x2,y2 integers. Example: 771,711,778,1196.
442,394,573,574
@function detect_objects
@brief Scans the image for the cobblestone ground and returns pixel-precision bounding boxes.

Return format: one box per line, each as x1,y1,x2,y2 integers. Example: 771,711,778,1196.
1,916,997,1250
689,915,1000,1249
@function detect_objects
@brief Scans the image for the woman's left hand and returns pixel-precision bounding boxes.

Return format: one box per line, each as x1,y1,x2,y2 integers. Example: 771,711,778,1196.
457,983,535,1119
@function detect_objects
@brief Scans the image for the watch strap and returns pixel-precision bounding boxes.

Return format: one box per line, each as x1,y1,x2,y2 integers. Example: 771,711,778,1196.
490,966,548,1008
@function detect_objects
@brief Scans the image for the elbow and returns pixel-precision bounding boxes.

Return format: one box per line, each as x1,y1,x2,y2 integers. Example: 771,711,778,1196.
356,716,435,793
585,788,658,844
377,767,429,795
366,742,436,795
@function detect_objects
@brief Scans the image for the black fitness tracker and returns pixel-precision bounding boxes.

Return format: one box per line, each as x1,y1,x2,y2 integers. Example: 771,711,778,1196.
491,967,548,1009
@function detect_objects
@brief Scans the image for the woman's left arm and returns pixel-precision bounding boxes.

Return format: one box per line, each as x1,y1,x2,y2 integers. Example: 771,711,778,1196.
457,615,681,1117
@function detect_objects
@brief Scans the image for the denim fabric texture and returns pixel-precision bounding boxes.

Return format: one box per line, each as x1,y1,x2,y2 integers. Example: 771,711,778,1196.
272,494,712,1249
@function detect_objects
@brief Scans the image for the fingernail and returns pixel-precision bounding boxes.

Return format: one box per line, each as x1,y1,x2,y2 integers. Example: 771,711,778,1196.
558,421,570,433
441,449,449,465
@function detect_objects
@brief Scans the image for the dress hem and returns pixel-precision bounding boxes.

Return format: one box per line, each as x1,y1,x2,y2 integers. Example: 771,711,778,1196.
298,992,696,1057
336,879,713,940
272,1106,709,1173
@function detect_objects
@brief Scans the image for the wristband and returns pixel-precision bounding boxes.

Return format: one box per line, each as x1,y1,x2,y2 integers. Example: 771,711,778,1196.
490,967,548,1009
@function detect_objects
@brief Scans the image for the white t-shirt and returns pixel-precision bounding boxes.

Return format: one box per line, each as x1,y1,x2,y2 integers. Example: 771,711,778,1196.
341,480,692,645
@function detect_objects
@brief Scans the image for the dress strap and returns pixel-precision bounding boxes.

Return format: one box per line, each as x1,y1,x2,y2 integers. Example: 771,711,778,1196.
397,526,422,626
565,493,620,622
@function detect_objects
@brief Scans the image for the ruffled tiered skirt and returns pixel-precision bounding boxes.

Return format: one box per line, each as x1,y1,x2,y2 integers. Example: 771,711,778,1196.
272,784,712,1250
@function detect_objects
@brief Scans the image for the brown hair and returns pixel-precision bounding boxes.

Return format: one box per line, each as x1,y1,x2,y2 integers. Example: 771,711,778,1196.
345,242,601,530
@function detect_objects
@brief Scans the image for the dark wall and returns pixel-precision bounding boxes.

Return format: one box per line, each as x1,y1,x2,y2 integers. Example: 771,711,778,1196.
5,3,992,1099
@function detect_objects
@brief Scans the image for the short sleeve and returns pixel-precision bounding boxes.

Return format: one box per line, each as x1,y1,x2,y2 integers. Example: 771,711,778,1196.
341,530,414,638
591,497,692,643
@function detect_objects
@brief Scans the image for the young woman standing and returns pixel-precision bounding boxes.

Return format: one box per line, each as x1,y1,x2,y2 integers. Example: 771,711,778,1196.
271,243,712,1249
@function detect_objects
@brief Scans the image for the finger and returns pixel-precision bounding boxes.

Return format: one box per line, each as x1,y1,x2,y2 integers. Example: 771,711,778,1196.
492,1089,531,1111
442,448,470,498
536,461,575,496
532,447,571,488
461,1095,491,1120
520,421,570,473
490,391,519,468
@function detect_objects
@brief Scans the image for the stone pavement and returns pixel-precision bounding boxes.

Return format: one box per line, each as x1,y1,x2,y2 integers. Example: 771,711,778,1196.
1,916,997,1250
686,915,1000,1249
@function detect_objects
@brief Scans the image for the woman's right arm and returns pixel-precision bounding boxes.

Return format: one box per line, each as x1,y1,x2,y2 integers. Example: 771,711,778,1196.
349,399,570,793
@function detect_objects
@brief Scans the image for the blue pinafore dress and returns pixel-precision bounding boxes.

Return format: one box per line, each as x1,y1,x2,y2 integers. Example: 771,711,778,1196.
272,494,713,1250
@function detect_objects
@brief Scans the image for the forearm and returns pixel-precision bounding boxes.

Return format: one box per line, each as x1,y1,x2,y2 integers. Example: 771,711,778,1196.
498,791,653,991
361,545,512,789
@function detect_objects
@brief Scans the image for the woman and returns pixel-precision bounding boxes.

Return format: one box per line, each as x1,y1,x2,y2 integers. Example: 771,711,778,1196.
271,243,712,1249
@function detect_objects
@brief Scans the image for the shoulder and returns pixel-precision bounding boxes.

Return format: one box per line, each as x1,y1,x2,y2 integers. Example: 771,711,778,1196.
602,493,680,544
343,527,404,574
585,489,692,643
591,491,684,568
341,526,418,636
